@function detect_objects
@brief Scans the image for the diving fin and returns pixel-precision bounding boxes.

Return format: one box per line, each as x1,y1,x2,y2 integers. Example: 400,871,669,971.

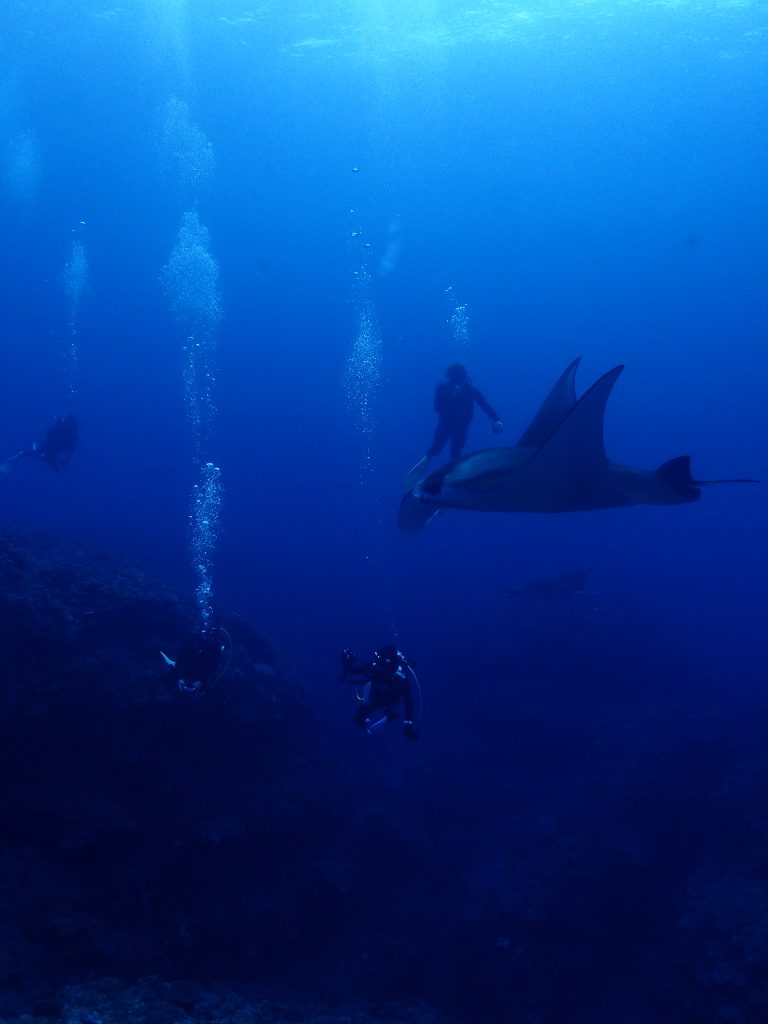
404,455,430,491
365,714,390,734
1,451,24,473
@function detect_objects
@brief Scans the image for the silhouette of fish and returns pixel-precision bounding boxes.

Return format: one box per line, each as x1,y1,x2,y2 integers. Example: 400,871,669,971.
503,568,593,599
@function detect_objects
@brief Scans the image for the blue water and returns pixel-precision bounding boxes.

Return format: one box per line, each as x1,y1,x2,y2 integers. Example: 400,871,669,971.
1,0,767,1016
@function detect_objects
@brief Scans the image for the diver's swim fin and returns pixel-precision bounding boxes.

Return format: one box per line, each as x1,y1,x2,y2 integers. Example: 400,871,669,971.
365,715,389,735
403,456,430,491
1,451,24,474
160,651,176,668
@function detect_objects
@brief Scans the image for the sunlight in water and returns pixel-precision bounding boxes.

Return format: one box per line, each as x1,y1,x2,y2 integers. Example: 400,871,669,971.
280,0,762,59
1,129,41,207
142,0,191,83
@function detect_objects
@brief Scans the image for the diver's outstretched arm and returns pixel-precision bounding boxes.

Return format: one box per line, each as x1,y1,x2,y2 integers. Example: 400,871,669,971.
339,650,374,684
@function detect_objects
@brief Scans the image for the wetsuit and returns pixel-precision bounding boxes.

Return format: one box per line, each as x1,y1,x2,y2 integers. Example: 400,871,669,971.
342,655,415,732
428,379,500,462
171,629,223,692
22,416,79,470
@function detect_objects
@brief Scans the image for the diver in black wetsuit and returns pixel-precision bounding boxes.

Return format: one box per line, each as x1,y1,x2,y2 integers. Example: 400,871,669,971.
429,363,503,461
340,645,418,740
162,627,227,695
406,364,503,484
3,415,79,472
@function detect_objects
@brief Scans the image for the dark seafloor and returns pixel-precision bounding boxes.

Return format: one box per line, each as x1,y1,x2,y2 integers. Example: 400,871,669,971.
3,522,768,1024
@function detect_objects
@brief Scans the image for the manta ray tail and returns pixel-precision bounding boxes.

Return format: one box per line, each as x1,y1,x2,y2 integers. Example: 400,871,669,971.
658,455,758,494
656,456,701,501
695,477,760,485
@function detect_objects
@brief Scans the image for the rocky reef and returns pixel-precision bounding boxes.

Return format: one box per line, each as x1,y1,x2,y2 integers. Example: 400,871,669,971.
0,974,443,1024
2,524,768,1024
0,524,441,1022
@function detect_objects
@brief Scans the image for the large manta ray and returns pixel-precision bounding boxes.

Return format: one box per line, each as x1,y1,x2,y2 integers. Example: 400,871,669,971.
399,359,757,534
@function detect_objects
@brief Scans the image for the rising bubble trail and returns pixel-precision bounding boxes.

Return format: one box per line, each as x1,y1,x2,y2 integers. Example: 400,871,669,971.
160,96,216,204
162,198,223,626
445,285,470,348
345,267,382,478
189,462,222,629
61,235,89,399
162,209,222,456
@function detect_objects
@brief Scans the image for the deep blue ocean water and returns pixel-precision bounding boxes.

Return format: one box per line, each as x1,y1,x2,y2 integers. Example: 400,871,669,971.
1,0,767,1016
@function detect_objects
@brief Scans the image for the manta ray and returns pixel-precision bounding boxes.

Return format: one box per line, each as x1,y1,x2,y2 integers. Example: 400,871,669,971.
398,359,757,534
502,568,593,600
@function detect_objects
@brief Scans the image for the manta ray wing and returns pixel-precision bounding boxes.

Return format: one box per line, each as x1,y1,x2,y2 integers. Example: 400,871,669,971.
452,364,624,513
505,365,624,508
516,357,581,448
529,364,623,465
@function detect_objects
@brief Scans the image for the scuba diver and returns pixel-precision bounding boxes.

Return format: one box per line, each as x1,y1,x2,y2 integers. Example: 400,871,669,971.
161,625,230,695
340,645,419,740
2,415,79,473
405,364,503,487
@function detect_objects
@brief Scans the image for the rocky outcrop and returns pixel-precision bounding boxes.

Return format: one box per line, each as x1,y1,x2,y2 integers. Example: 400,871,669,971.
0,526,365,1014
3,525,768,1024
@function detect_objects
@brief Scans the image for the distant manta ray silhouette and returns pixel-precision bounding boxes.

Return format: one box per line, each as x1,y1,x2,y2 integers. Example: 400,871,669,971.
398,359,758,534
502,568,596,600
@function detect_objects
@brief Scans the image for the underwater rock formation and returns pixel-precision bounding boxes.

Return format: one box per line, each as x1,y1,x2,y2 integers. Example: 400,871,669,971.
1,974,446,1024
0,525,373,1015
2,525,768,1024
